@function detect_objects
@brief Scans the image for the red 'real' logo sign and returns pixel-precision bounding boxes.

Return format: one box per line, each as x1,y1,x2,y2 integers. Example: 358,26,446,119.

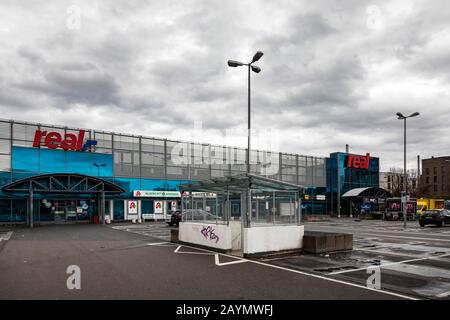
32,130,97,152
346,153,371,169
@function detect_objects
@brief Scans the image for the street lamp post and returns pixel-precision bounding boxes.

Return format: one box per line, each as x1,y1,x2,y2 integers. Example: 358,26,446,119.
228,51,263,247
396,112,420,228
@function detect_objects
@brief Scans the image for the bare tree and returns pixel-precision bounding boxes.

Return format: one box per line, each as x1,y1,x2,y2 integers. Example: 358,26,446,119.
387,168,418,197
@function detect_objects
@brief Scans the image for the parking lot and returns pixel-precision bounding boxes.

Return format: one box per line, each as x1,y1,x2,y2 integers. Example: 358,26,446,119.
273,219,450,299
109,219,450,299
0,222,413,300
0,218,449,300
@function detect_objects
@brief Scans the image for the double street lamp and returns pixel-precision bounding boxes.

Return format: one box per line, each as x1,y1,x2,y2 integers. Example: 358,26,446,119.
396,111,420,228
227,51,263,231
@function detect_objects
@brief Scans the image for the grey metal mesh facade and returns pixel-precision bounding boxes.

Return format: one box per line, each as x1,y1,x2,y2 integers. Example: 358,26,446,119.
0,119,326,187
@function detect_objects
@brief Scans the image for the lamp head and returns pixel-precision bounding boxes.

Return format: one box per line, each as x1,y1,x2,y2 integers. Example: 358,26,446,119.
228,60,244,67
251,51,264,63
251,65,261,73
396,112,404,119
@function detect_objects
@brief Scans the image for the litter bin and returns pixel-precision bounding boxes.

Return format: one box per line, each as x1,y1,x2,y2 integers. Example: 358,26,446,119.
93,216,99,224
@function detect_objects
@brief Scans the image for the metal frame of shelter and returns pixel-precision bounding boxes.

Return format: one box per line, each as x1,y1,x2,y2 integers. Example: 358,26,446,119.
178,173,305,227
1,173,125,228
341,187,392,217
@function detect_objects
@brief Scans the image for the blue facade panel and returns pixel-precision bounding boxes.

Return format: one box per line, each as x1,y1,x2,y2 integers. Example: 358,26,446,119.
11,146,114,177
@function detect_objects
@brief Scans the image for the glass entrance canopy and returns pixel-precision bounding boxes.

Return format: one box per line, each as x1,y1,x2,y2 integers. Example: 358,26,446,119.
178,173,305,226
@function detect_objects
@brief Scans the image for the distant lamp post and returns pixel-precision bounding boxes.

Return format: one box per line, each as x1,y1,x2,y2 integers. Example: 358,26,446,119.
93,163,106,177
227,51,263,229
396,112,420,228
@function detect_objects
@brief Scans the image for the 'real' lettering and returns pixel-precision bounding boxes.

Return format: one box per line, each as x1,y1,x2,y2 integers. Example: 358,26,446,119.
347,153,370,169
33,130,47,147
60,133,77,151
75,130,85,151
45,132,62,149
32,129,96,152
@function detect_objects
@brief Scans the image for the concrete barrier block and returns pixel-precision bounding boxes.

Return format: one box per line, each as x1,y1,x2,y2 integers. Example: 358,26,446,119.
303,231,353,254
170,228,179,243
344,234,353,250
335,234,345,251
325,234,336,252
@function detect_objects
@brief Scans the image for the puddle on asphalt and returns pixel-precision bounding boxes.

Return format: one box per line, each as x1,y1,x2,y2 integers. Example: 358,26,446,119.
382,263,450,280
412,281,450,298
355,241,449,257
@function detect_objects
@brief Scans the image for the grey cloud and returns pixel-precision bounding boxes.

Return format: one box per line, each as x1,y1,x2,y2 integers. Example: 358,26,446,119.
15,69,120,106
0,0,449,171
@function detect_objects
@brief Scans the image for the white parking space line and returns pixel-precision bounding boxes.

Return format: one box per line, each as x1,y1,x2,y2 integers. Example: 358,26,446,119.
214,254,248,266
353,247,449,259
173,245,215,255
174,243,418,300
355,233,450,243
147,242,177,247
0,231,13,241
328,252,450,276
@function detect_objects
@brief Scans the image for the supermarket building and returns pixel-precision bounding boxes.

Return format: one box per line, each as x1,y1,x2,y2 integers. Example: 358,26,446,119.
0,119,328,225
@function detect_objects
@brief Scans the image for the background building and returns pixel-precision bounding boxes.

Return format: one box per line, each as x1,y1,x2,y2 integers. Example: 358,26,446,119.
326,151,380,216
418,156,450,199
380,169,418,197
0,119,327,224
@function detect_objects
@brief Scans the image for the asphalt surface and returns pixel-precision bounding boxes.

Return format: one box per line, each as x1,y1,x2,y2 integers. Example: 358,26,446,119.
287,219,450,300
0,223,406,300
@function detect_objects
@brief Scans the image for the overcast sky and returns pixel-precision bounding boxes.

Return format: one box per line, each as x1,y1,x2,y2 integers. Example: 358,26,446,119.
0,0,449,171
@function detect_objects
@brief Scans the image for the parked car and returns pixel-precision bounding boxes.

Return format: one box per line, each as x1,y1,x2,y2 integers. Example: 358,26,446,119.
419,209,450,227
167,210,182,226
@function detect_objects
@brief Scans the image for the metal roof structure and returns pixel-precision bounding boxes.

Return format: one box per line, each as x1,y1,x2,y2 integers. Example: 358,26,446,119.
1,173,125,194
178,173,305,193
342,187,392,198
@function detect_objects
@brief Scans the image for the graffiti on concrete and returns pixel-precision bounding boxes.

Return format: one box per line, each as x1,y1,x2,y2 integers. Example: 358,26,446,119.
200,226,220,243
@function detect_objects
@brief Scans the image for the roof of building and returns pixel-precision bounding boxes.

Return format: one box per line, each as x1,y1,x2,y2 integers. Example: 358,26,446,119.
342,187,392,198
178,173,304,193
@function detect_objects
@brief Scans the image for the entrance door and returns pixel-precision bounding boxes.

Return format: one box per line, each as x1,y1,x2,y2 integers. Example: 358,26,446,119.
54,200,66,223
53,199,91,223
65,200,77,221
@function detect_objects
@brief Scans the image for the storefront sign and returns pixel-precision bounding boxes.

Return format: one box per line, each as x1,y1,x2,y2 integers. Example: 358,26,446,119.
133,190,181,198
346,153,371,169
192,192,216,198
133,190,216,198
32,129,97,152
154,201,163,214
128,200,138,214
